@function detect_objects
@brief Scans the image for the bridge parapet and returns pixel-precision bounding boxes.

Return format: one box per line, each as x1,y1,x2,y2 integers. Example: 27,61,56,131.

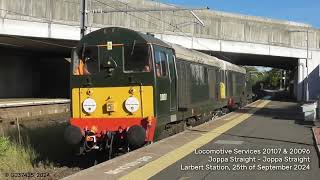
0,0,319,50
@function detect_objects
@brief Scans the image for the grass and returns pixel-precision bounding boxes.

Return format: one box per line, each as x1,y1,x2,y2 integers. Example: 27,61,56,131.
0,136,38,174
0,120,78,179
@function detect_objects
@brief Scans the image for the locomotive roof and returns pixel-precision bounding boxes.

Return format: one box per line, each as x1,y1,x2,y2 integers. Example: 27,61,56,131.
170,43,246,74
81,27,170,48
224,61,247,74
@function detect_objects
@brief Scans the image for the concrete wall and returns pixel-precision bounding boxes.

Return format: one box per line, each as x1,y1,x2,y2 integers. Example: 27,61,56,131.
296,50,320,101
35,57,70,98
90,1,320,50
0,55,33,98
297,59,306,101
0,0,319,50
0,103,69,120
308,51,320,100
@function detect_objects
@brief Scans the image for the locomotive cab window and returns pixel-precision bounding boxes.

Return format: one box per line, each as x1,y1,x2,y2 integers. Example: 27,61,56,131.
154,50,168,77
124,43,151,72
72,48,80,75
73,46,99,75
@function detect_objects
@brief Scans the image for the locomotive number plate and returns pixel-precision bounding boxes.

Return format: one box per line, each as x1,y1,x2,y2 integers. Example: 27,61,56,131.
160,93,167,101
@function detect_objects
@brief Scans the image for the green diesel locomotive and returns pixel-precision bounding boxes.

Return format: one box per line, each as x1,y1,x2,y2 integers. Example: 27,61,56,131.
65,27,251,158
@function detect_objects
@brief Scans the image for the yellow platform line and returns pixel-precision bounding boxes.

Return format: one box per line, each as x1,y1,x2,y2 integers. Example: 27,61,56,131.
222,113,241,121
120,100,270,180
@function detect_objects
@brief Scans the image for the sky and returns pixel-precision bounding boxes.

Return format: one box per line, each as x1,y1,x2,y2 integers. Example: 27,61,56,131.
159,0,320,28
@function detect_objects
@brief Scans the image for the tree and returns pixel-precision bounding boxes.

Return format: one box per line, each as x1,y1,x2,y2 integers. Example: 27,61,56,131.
244,66,265,87
244,66,282,90
264,69,281,89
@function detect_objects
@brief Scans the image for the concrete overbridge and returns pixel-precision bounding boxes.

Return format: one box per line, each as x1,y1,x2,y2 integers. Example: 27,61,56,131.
0,1,319,179
0,0,319,103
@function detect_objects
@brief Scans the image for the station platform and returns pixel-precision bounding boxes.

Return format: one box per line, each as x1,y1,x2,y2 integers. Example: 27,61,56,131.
63,98,320,180
0,98,70,120
0,98,69,108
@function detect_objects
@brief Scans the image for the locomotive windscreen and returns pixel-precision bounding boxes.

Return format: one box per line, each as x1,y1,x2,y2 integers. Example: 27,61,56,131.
124,43,151,73
84,47,99,74
72,46,99,75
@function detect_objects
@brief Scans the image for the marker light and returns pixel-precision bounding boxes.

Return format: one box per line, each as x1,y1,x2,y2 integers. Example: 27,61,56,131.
125,97,140,113
83,98,97,113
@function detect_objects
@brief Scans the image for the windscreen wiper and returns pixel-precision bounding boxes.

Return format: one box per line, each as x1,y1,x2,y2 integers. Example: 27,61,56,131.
131,40,136,55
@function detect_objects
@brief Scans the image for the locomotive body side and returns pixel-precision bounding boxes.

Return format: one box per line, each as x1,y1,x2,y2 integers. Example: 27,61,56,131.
168,44,247,131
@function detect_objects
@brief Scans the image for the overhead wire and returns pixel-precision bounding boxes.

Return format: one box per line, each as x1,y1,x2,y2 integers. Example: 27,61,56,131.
92,0,221,54
0,0,235,56
109,0,195,33
112,0,235,62
92,0,194,35
92,0,161,29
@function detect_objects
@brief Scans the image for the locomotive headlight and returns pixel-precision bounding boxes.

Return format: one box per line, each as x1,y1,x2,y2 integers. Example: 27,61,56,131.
83,98,97,114
106,101,116,112
125,97,140,113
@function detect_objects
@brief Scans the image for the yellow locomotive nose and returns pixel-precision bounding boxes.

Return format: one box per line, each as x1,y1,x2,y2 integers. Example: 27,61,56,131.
72,86,153,118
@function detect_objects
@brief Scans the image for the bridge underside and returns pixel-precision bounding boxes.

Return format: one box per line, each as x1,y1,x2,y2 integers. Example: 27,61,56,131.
0,34,299,70
0,35,77,56
0,35,76,99
205,51,298,70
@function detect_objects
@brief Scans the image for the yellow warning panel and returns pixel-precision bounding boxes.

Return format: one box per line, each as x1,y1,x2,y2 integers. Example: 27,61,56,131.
220,82,226,99
71,86,154,118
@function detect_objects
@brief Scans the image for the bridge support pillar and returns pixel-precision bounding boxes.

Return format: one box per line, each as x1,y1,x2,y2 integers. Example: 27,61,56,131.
297,58,307,101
